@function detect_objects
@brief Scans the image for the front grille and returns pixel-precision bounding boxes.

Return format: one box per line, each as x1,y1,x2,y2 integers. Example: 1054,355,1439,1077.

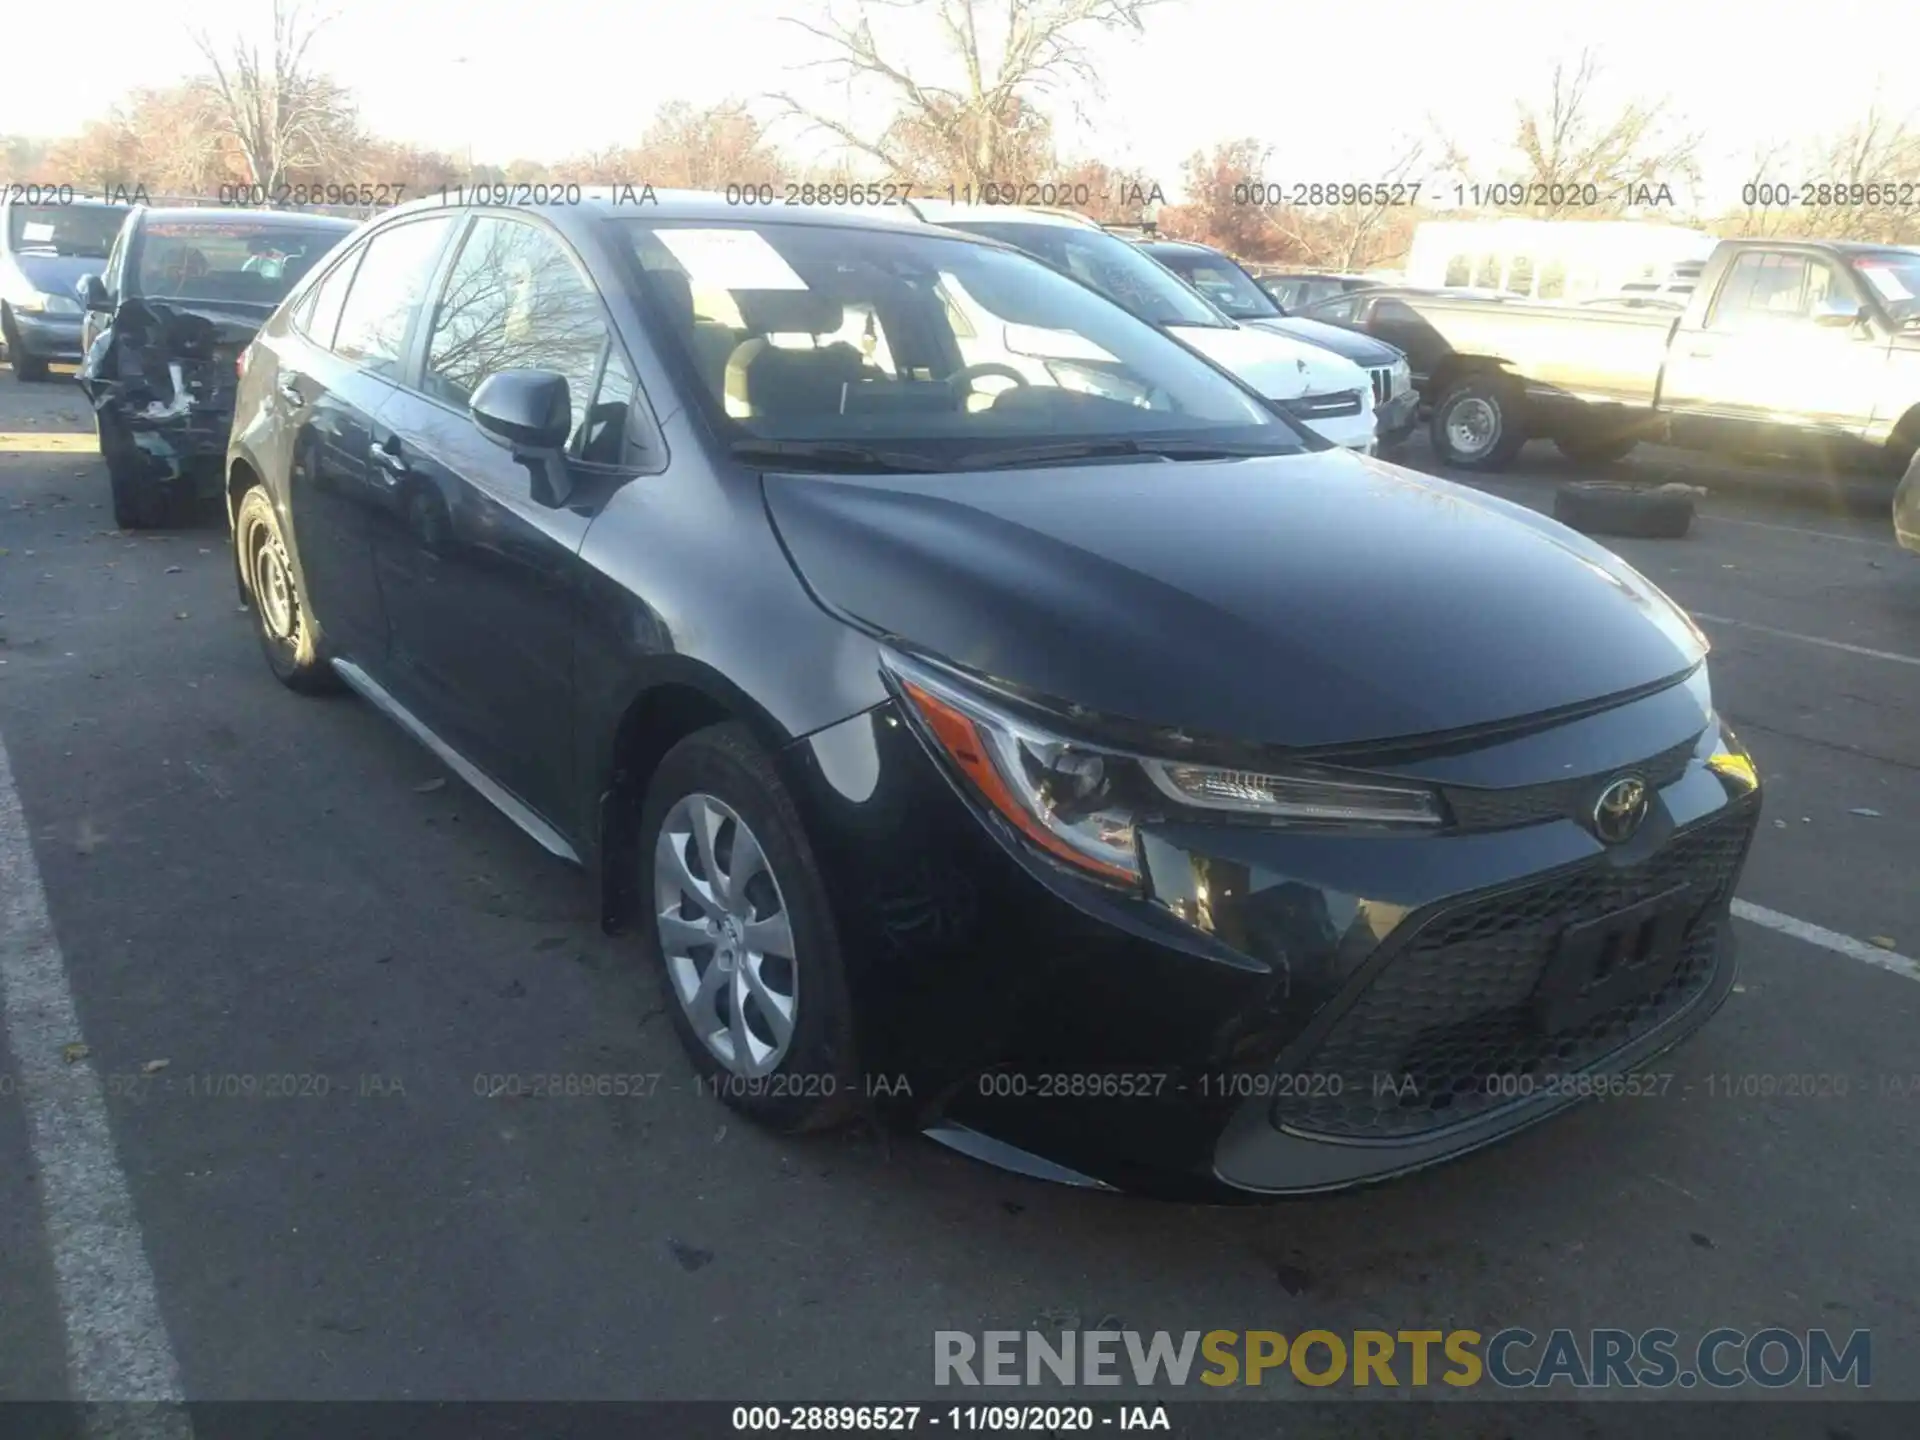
1443,736,1697,832
1368,367,1394,406
1271,800,1757,1140
1282,389,1364,419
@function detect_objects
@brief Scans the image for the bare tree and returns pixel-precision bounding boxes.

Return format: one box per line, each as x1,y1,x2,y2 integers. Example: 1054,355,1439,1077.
191,0,357,193
1794,101,1920,244
556,102,792,189
1453,49,1701,218
769,0,1169,188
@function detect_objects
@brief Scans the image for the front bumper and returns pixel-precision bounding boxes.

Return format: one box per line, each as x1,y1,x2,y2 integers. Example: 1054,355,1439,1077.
9,309,83,362
1378,387,1419,437
787,679,1759,1199
1298,405,1377,452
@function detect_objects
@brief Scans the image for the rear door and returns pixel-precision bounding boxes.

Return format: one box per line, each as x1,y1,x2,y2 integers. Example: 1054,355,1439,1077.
276,215,458,663
371,213,646,826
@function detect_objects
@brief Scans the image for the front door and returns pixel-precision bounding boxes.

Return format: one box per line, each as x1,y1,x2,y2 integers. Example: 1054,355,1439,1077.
372,214,640,828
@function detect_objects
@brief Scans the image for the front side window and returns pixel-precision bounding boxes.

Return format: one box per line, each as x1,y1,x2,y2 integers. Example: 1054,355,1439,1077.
617,219,1289,464
330,217,455,380
422,217,611,446
134,220,355,306
1711,252,1845,330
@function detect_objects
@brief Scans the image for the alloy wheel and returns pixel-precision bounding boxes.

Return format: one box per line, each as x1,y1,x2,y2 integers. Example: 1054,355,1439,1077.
654,792,799,1077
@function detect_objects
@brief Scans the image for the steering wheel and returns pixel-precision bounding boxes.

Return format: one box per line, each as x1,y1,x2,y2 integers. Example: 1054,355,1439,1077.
946,362,1030,401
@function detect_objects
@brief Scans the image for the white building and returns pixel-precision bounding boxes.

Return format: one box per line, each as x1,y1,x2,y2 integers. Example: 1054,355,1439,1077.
1405,219,1718,303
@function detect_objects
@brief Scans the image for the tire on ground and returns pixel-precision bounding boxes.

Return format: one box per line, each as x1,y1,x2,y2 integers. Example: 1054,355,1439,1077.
639,721,861,1135
1428,372,1528,471
1552,481,1695,539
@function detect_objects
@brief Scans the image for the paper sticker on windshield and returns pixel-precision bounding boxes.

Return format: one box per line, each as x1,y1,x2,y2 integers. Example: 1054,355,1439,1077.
655,229,808,291
1858,265,1914,302
19,222,56,242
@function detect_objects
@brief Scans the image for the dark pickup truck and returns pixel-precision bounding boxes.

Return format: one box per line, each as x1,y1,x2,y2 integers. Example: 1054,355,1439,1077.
1337,239,1920,473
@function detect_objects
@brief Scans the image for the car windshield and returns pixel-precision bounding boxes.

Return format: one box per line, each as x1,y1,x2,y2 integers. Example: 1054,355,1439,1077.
1851,252,1920,323
936,221,1232,330
135,220,354,306
615,220,1295,465
1150,249,1283,321
8,203,126,259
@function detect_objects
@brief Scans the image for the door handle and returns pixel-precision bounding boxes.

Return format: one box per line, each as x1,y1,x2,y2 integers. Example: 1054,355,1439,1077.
276,373,305,404
370,437,410,476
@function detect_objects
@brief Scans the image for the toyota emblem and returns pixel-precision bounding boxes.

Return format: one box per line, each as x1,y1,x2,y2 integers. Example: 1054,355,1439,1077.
1592,776,1650,844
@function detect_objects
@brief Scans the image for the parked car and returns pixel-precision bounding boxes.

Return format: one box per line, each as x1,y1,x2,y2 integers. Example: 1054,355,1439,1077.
225,191,1761,1198
1897,444,1920,554
1255,271,1385,312
901,201,1380,452
0,195,128,381
75,206,359,527
1316,239,1920,472
1134,238,1417,446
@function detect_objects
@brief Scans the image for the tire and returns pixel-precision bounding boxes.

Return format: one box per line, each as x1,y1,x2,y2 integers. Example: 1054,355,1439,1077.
1554,434,1640,466
1552,481,1694,539
640,722,860,1135
99,410,173,530
1429,373,1528,470
2,311,50,383
233,485,339,692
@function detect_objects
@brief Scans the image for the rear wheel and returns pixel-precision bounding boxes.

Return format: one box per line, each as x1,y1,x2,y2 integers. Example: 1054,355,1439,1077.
1429,374,1528,470
640,722,859,1134
234,485,339,692
1554,433,1640,466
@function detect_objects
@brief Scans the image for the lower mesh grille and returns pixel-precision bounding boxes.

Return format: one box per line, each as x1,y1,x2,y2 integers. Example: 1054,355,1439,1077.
1272,801,1757,1140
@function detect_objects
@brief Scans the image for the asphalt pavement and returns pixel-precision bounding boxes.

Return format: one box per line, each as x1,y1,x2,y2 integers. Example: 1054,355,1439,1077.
2,362,1917,1418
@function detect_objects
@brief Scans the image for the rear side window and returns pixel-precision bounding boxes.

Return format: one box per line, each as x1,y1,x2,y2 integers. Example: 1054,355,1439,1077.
296,246,363,350
330,217,455,381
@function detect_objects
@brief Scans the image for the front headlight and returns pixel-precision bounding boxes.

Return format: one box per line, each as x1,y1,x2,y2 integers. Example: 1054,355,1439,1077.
881,652,1443,889
1390,357,1412,393
11,290,50,312
40,294,81,316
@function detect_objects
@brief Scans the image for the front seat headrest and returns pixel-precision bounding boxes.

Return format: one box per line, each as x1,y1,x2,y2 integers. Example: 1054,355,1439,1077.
733,289,842,336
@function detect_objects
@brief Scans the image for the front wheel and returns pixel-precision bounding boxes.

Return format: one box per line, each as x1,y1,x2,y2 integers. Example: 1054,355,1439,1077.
2,311,50,383
1429,374,1528,470
233,486,339,693
641,722,859,1134
100,411,173,529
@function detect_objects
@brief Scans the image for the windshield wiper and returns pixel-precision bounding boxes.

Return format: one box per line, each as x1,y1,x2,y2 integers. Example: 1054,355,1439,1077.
954,436,1291,470
728,439,948,473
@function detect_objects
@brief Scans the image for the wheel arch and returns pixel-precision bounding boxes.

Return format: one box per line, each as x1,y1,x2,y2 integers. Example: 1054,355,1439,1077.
593,661,799,936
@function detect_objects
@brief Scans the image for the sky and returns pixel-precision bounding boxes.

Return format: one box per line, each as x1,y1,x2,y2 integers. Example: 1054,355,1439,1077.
3,0,1916,208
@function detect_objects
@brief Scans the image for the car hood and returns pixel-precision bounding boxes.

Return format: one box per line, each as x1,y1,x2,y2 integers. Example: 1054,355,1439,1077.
763,449,1707,749
9,252,101,295
1168,322,1372,400
1244,315,1404,366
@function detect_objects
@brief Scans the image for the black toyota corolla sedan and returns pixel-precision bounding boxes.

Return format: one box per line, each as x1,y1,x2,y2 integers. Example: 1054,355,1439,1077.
226,192,1761,1199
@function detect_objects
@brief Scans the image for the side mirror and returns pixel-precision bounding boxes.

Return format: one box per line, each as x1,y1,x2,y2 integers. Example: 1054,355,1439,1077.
77,274,111,312
1812,295,1863,328
470,368,574,507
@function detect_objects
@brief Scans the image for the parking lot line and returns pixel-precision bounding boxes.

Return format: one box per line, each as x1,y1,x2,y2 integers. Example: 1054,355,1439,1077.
1733,899,1920,982
1691,613,1920,668
0,735,194,1431
1697,514,1903,549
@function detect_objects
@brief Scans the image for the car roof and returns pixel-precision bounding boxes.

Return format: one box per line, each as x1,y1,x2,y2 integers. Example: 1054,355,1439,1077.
374,186,956,241
903,201,1102,231
1141,239,1227,258
134,207,359,230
